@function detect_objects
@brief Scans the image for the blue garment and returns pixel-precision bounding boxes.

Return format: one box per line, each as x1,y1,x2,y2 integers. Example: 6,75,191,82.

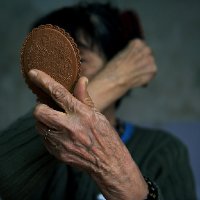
120,122,135,143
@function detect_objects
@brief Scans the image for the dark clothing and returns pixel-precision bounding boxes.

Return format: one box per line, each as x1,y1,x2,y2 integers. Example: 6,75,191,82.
0,111,197,200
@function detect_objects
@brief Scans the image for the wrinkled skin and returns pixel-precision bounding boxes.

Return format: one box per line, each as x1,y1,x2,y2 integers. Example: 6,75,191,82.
87,39,157,111
28,69,148,200
104,39,156,88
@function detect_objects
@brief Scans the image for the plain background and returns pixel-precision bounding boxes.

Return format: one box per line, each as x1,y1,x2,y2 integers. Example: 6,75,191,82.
0,0,199,199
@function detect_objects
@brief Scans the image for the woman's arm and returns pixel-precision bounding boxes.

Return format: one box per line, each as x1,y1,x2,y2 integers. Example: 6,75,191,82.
88,39,157,111
29,69,149,200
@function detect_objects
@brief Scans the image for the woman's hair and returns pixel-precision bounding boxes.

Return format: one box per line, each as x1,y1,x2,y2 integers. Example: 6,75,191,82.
32,3,144,108
32,3,144,60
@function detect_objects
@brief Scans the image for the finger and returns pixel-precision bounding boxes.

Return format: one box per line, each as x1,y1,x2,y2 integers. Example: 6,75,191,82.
135,54,157,74
34,103,67,130
36,121,59,154
28,69,76,112
124,39,147,61
133,45,153,63
128,39,146,53
34,103,79,137
73,76,95,108
141,72,157,86
130,40,154,63
36,121,55,137
36,121,65,150
36,121,52,139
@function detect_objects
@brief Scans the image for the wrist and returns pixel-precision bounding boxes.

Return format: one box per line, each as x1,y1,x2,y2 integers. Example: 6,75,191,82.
90,151,149,200
88,73,126,111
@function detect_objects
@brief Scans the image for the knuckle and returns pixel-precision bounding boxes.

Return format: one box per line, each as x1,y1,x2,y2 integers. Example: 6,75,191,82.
144,46,152,54
51,84,66,101
153,64,157,72
42,77,51,87
33,104,44,118
85,109,94,121
147,55,154,64
133,39,144,47
84,97,94,108
133,38,142,44
153,68,158,74
145,54,155,66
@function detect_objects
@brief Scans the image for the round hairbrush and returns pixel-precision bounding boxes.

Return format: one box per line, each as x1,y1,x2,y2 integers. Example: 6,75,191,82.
21,24,80,109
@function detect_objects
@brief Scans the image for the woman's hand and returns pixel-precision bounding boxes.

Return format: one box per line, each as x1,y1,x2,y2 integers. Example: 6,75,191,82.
88,39,157,111
28,69,148,200
106,39,157,88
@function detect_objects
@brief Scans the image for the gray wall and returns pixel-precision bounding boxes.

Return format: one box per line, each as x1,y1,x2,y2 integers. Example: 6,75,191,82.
0,0,200,198
0,0,199,128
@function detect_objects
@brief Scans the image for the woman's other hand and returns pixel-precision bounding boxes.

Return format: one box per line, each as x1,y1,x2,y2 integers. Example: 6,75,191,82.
88,39,157,111
105,39,157,89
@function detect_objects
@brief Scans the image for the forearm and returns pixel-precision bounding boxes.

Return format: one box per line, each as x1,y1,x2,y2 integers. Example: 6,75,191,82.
88,71,128,112
89,145,148,200
87,40,157,112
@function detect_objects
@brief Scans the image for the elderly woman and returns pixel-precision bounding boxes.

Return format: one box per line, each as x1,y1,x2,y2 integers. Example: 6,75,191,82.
0,3,196,200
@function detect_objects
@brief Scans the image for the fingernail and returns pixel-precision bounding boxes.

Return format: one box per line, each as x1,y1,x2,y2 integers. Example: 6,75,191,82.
29,69,37,78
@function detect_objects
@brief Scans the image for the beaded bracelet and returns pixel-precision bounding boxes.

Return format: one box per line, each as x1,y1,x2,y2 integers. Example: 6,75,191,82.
144,177,159,200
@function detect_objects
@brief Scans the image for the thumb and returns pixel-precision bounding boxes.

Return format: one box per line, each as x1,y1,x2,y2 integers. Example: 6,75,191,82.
73,77,95,108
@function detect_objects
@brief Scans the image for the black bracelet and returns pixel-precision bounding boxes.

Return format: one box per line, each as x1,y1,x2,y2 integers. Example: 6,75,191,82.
144,177,158,200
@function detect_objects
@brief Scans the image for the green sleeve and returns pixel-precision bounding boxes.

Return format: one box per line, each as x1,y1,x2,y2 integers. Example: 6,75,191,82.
157,137,196,200
137,130,197,200
0,111,57,200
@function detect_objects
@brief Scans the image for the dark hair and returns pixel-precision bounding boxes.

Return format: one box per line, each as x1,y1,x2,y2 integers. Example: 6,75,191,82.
33,3,144,59
32,3,144,107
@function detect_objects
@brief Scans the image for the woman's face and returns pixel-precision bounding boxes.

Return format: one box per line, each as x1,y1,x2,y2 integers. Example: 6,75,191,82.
78,34,106,80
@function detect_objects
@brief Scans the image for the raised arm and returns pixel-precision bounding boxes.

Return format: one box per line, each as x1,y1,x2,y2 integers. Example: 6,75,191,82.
88,39,157,111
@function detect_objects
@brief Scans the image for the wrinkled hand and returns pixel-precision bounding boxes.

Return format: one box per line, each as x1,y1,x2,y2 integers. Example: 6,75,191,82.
28,69,148,200
105,39,157,89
